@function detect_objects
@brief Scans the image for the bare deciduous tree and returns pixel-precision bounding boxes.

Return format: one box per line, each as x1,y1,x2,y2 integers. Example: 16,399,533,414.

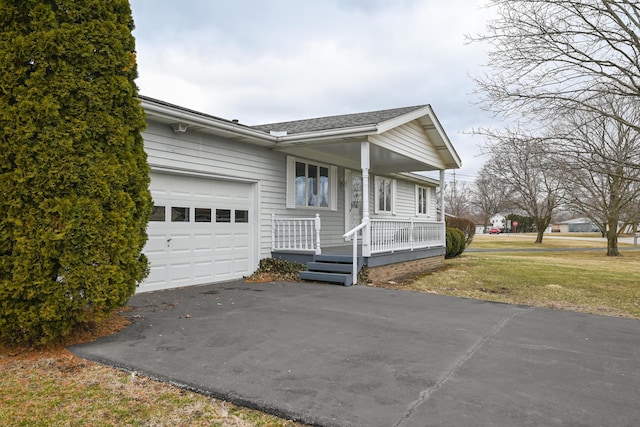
484,130,564,243
470,164,508,231
549,97,640,255
469,0,640,131
444,180,472,218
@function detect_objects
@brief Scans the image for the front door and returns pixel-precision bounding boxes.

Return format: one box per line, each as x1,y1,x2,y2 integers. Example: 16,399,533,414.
345,170,363,239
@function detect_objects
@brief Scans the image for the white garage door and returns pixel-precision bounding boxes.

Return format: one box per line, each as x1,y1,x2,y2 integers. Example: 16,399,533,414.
140,172,256,292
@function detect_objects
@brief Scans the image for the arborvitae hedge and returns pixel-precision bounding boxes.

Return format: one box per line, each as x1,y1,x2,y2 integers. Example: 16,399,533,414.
0,0,151,344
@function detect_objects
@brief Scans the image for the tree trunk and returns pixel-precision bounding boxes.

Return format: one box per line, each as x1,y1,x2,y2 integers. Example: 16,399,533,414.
606,220,620,256
534,217,550,244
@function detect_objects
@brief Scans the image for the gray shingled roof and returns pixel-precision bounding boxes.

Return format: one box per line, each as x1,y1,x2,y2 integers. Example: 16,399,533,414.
251,105,428,135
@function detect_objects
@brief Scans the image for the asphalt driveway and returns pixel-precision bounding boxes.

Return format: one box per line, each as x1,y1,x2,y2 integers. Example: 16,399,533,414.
70,280,640,427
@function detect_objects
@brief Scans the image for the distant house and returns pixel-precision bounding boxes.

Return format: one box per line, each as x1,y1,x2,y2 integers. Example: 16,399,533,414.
490,214,507,231
139,97,461,292
553,217,600,233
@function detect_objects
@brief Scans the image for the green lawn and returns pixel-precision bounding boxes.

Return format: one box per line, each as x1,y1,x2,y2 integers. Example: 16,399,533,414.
402,236,640,319
469,233,632,250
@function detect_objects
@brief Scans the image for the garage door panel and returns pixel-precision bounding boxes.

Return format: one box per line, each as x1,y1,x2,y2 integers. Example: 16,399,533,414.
194,261,214,279
145,235,168,255
215,259,232,275
141,173,255,292
214,234,233,250
146,265,167,285
233,258,250,273
194,234,214,252
170,234,193,253
170,262,192,281
234,233,250,249
151,189,169,197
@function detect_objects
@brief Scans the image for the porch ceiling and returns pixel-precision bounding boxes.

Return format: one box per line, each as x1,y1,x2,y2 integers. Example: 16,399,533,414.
275,141,441,174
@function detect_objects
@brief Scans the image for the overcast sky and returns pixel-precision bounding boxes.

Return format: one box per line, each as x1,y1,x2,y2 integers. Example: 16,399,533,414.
129,0,496,183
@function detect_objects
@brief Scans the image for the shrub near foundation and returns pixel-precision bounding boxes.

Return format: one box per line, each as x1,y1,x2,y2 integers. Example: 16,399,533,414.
0,0,151,345
445,227,466,259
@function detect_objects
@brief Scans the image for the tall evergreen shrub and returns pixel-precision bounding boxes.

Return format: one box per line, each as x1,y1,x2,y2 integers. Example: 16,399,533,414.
0,0,151,344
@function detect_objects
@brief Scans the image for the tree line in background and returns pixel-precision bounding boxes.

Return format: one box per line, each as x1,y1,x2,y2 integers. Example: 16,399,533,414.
448,0,640,257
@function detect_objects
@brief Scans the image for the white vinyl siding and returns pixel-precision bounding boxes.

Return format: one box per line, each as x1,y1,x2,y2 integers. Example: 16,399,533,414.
369,120,446,169
143,121,347,257
143,120,440,265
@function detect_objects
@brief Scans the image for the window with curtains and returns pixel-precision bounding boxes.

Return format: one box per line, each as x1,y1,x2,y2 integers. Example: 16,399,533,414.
416,185,430,215
286,156,337,210
295,161,330,208
374,176,396,214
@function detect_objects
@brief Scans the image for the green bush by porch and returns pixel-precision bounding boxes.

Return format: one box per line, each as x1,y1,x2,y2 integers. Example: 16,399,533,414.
446,228,466,259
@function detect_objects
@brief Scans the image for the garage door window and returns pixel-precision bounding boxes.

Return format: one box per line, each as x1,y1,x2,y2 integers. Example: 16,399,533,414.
150,205,166,221
171,207,190,222
195,208,212,222
235,210,249,223
216,209,231,222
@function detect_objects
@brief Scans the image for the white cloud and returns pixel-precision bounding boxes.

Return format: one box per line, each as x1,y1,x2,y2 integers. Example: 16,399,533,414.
130,0,495,180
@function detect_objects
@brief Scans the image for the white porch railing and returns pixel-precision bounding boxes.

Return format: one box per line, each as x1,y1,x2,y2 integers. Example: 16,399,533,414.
370,218,444,254
271,214,321,255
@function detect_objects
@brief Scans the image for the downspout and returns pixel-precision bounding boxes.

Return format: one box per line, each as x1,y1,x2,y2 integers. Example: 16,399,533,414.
361,141,371,257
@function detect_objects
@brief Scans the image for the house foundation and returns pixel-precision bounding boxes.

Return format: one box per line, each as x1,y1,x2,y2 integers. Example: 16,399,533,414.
366,254,444,285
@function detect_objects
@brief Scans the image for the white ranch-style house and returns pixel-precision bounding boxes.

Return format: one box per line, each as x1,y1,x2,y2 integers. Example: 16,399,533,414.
139,96,461,292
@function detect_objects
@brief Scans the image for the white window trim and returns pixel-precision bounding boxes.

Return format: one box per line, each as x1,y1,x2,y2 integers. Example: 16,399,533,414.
286,156,337,211
415,184,432,217
374,176,396,215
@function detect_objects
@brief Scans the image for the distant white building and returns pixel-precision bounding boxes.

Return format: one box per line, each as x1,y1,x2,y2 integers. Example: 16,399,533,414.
553,217,601,233
490,213,506,230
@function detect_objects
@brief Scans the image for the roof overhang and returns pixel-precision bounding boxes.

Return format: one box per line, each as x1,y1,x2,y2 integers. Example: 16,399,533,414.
140,96,277,147
270,105,461,171
140,96,461,173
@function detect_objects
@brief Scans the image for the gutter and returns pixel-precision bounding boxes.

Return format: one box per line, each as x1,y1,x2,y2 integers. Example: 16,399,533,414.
140,98,278,146
141,97,379,147
273,124,378,145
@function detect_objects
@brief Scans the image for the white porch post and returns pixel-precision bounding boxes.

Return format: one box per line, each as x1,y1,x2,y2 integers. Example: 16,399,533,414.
440,169,446,244
439,169,446,221
314,213,322,255
361,141,371,256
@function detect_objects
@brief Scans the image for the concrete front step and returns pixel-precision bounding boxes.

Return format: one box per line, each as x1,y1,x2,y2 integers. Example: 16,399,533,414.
299,254,364,286
306,262,354,273
313,254,354,263
299,271,354,286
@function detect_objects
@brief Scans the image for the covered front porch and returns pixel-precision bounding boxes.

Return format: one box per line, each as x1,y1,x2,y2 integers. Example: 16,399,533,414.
271,213,446,286
256,104,460,285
